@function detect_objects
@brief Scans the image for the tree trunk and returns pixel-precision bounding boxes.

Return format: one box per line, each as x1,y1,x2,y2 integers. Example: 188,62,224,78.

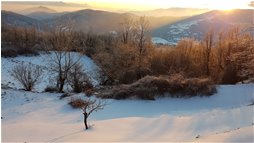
137,52,142,80
59,82,64,93
83,112,88,130
206,58,210,76
58,76,65,93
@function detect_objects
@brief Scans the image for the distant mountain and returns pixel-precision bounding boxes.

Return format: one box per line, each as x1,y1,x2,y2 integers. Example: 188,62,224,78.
1,10,40,28
21,6,67,20
152,9,253,45
27,11,68,20
130,8,210,17
43,9,185,33
2,9,183,32
42,9,134,33
23,6,57,14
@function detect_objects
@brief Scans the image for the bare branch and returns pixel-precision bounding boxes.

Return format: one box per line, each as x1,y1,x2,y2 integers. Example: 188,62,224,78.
11,63,43,91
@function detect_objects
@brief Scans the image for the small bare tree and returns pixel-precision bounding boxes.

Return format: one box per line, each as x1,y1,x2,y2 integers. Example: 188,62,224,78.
11,63,43,91
80,99,106,130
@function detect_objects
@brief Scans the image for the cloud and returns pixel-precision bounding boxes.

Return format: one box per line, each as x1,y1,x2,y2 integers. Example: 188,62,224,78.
249,1,254,7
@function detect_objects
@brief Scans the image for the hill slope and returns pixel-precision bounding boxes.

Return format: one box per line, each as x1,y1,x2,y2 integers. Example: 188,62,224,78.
23,6,65,20
43,9,185,33
23,6,57,14
2,9,185,33
152,9,253,44
1,10,40,28
1,53,253,142
131,7,209,17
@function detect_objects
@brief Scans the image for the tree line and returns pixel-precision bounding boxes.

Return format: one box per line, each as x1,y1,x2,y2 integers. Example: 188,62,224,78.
2,17,254,91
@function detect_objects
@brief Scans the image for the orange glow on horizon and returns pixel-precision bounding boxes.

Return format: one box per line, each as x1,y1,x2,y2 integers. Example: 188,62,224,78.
1,0,253,12
69,0,253,11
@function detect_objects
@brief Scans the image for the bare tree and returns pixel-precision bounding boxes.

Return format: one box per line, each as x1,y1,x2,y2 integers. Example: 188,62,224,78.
216,32,226,71
119,17,134,44
134,16,151,79
45,28,81,92
11,63,43,91
202,29,214,76
79,99,106,130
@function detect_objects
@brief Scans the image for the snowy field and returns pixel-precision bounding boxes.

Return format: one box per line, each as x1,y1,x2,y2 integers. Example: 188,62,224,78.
1,54,254,142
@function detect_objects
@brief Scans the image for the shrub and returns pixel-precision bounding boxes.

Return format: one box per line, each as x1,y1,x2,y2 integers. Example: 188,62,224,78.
221,62,239,84
167,74,216,97
11,63,43,91
68,98,87,109
181,78,216,96
67,63,92,93
98,74,216,100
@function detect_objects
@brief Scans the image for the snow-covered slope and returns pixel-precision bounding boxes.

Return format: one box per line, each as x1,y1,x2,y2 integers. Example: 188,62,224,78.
2,84,254,142
152,9,253,44
152,37,174,45
1,54,254,142
1,52,102,92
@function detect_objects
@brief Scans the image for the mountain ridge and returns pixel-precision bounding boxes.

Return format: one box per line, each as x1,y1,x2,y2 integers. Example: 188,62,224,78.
152,9,253,44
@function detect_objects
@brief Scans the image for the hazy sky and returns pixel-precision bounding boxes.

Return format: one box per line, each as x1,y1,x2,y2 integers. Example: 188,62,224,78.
2,0,253,12
64,0,253,10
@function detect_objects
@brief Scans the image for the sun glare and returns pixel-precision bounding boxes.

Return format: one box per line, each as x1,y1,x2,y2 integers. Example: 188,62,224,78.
209,3,238,11
72,0,252,11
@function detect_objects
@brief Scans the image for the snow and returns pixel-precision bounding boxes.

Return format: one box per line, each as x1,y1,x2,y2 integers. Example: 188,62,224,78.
152,37,178,45
1,54,254,142
193,126,253,142
162,16,214,45
169,20,200,34
152,37,170,45
1,52,102,92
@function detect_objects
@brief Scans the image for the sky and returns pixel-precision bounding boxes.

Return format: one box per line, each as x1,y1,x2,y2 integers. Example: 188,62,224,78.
1,0,253,12
64,0,254,11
